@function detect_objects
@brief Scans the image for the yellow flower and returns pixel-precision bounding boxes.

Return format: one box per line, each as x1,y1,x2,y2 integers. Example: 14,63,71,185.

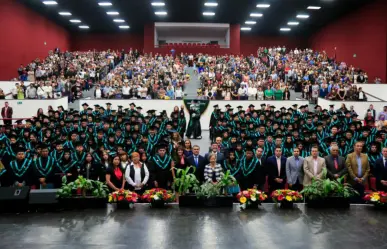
293,196,297,201
373,195,380,201
108,196,113,202
240,196,247,204
286,196,293,202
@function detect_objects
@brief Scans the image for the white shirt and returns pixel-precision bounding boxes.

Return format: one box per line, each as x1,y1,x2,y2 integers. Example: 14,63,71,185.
122,86,130,95
276,157,281,176
175,89,183,98
125,163,150,190
313,158,318,176
95,88,102,99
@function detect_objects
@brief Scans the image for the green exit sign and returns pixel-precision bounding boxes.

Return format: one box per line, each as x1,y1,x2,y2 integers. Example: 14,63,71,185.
17,101,22,105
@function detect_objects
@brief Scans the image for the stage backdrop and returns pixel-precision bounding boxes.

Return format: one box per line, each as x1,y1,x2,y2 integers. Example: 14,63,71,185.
0,97,68,124
79,99,309,130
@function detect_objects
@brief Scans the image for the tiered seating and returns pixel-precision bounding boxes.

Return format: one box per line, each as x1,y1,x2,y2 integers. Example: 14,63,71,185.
162,43,220,49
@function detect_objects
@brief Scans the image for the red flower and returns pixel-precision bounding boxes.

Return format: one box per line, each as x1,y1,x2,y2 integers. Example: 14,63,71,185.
381,197,387,203
118,196,124,201
278,195,284,201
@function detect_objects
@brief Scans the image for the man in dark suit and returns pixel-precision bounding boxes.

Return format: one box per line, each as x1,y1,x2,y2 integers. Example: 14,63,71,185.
267,147,287,193
367,104,376,118
1,102,13,125
374,147,387,192
186,145,206,183
204,143,224,164
255,147,267,191
324,145,347,180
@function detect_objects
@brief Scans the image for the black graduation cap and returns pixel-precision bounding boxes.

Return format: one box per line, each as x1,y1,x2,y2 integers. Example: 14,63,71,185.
106,103,112,106
82,103,89,107
249,104,255,108
136,106,143,110
225,104,231,108
260,104,266,107
292,104,298,108
129,103,136,107
94,104,100,107
329,105,334,108
280,107,286,111
213,104,219,108
314,105,321,110
118,105,123,108
237,106,243,109
156,142,168,151
270,106,275,109
87,108,93,111
15,120,23,124
299,105,305,109
57,105,64,109
147,109,156,114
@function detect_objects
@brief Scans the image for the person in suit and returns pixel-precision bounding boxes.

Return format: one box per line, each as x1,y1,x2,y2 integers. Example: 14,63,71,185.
374,147,387,192
303,146,326,186
267,147,287,193
286,147,304,191
205,143,225,164
255,147,267,191
367,104,376,118
324,145,347,180
345,141,370,197
208,137,227,155
1,102,13,125
186,145,206,183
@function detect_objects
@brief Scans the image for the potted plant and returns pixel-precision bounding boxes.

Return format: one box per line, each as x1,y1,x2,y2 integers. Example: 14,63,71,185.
172,166,200,206
301,168,358,208
108,190,139,209
57,176,109,209
271,189,303,209
141,188,175,208
196,171,236,207
364,191,387,208
237,188,268,210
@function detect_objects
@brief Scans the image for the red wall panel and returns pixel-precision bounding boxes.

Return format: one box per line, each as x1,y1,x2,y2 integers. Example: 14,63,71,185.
240,35,305,56
0,0,70,80
309,0,387,82
72,33,144,52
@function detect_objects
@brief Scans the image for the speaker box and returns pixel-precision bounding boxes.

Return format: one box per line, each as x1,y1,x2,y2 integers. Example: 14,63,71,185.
29,189,59,212
0,187,30,213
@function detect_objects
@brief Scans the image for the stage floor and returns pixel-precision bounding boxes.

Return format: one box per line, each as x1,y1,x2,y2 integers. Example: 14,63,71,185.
0,204,386,249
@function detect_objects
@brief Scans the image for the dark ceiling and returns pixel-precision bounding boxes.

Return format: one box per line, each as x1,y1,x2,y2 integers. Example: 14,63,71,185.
18,0,374,35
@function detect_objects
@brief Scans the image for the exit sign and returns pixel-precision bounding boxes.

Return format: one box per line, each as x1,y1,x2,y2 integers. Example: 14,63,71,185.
17,101,22,105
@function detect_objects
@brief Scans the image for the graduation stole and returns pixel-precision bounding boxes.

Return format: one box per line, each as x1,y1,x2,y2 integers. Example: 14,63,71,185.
148,134,159,145
35,156,55,177
51,150,64,161
6,145,16,157
224,159,240,176
140,123,147,134
115,136,125,144
93,152,101,163
152,154,172,169
105,143,115,151
149,116,157,126
58,160,77,173
0,149,8,159
240,157,257,176
72,151,86,163
10,159,32,177
65,141,76,150
339,147,347,157
235,150,245,161
92,111,99,116
304,123,314,131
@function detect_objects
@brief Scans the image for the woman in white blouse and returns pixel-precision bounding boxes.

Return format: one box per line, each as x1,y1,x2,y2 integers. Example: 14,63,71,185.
125,152,150,194
256,86,264,100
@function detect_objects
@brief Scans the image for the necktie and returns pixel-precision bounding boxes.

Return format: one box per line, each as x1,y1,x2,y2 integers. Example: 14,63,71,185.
194,156,198,167
334,158,338,170
384,159,387,168
277,158,281,176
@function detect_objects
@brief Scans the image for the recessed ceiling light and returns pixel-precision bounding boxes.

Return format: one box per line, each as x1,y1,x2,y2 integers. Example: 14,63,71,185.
280,28,291,31
151,2,165,6
70,19,82,23
307,6,321,10
256,4,270,8
79,25,89,29
250,13,263,17
245,21,256,25
155,11,167,15
59,12,72,16
113,19,125,23
203,12,215,16
297,14,309,19
107,11,119,15
241,27,252,31
204,2,218,7
98,2,112,6
287,22,299,26
43,1,58,5
119,26,130,29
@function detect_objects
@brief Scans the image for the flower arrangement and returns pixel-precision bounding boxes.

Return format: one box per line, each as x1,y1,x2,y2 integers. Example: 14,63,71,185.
141,188,175,206
364,191,387,206
237,189,267,209
108,190,139,204
271,189,303,203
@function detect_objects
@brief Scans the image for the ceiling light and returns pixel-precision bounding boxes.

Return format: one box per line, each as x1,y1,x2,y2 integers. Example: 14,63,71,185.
203,12,215,16
287,22,299,26
107,11,119,15
151,2,165,6
119,26,130,29
59,12,72,16
155,11,167,15
256,4,270,8
42,1,58,5
113,19,125,23
307,6,321,10
70,19,82,23
204,2,218,7
250,13,263,17
245,21,256,25
79,25,89,29
241,27,252,31
280,28,291,31
98,2,112,6
297,14,309,19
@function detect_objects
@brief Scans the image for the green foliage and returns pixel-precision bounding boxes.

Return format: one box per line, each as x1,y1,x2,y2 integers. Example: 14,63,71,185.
218,170,237,188
57,176,109,198
172,166,200,195
301,172,359,200
195,170,237,198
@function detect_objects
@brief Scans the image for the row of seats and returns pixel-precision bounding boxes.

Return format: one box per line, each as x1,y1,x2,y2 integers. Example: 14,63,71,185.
161,43,221,48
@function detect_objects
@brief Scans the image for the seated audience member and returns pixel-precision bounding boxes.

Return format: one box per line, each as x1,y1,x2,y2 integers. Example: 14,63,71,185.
125,152,150,194
106,155,126,192
173,146,188,170
204,154,223,184
373,147,387,192
267,148,287,193
324,145,347,180
79,153,104,181
303,147,326,186
346,142,370,197
205,143,225,164
186,145,206,182
6,147,35,188
286,148,304,191
34,144,58,189
56,149,78,185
